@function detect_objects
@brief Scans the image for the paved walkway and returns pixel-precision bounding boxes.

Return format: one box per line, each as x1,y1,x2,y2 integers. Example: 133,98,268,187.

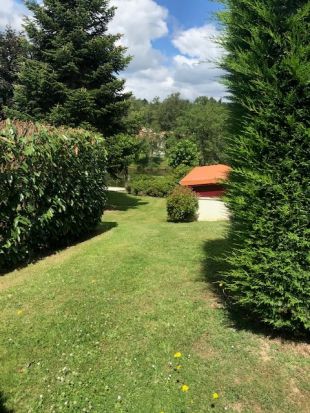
198,198,230,221
108,186,127,193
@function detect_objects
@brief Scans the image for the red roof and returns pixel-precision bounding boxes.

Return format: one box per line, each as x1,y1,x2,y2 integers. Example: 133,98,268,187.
180,164,231,187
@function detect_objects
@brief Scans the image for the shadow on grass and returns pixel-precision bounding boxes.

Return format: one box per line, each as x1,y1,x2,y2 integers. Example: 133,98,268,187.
107,191,148,211
1,192,145,276
1,191,143,276
202,238,309,342
87,221,118,238
0,221,118,276
0,393,13,413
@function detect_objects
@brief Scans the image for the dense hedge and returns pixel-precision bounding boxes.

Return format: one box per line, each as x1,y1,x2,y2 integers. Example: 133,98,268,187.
127,175,174,197
0,120,107,270
221,1,310,333
167,186,198,222
127,165,192,198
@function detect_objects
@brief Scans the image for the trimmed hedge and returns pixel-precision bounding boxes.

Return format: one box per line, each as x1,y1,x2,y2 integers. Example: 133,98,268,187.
0,120,107,270
127,175,174,197
127,166,192,198
221,1,310,333
167,186,198,222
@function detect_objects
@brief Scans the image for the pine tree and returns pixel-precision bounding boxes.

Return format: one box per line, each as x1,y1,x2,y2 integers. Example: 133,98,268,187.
10,0,131,135
221,1,310,332
0,27,27,118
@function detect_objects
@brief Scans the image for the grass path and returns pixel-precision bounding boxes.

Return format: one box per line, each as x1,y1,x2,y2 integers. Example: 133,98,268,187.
0,192,309,413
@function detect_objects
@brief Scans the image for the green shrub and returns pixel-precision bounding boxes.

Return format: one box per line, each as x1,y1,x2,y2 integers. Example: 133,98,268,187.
0,120,107,270
127,175,175,197
167,139,200,168
172,164,192,182
126,175,149,195
221,1,310,333
126,166,192,198
167,186,198,222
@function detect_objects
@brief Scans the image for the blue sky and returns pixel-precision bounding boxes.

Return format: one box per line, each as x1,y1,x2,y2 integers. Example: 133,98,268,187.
153,1,223,58
2,0,226,100
157,0,222,28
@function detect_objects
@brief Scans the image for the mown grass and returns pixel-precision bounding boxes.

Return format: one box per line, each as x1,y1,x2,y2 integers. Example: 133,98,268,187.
0,192,309,413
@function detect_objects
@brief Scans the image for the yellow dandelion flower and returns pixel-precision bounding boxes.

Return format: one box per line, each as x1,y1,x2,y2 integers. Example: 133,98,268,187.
212,392,219,399
17,309,24,315
174,352,182,358
176,365,182,370
181,384,189,392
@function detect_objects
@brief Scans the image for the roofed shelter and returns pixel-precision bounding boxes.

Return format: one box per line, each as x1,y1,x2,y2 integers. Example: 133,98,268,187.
180,164,231,198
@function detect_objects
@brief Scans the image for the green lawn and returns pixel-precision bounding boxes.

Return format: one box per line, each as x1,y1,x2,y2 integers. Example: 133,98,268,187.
0,192,309,413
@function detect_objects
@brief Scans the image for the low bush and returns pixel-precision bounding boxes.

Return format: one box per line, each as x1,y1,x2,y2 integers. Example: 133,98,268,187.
127,165,192,198
127,175,175,197
167,186,198,222
0,119,107,270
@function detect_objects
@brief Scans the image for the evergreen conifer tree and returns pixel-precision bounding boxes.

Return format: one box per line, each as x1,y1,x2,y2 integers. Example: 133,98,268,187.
0,27,27,117
10,0,131,135
221,0,310,332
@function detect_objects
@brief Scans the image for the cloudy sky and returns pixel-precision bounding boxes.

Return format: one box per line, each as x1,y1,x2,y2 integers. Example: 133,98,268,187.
1,0,227,101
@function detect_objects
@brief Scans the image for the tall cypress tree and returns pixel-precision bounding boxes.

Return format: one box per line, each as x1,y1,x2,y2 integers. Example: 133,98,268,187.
221,1,310,332
10,0,131,135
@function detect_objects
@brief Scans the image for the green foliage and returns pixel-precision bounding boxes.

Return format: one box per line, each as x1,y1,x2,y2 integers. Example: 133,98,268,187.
221,0,310,332
156,93,190,131
127,166,192,198
126,95,229,167
0,120,107,269
8,0,130,135
134,128,165,170
0,27,27,117
106,134,140,178
125,97,154,134
175,97,229,164
166,186,198,223
168,139,200,168
127,175,175,198
172,164,193,182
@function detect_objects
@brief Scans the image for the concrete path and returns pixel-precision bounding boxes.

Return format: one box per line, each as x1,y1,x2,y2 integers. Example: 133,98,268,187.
108,186,127,193
198,198,230,221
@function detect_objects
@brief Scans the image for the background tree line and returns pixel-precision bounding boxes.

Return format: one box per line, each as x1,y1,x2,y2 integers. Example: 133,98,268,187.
126,93,229,170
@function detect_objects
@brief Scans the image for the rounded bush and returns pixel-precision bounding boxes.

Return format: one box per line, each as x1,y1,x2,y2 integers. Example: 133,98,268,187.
167,186,198,222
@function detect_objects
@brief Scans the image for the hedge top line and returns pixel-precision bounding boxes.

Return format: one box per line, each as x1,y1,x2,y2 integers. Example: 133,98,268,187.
0,119,105,140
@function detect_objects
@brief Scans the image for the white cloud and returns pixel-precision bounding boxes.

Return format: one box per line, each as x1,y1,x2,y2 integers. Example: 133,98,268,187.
169,25,227,100
115,18,226,101
173,24,223,62
2,0,227,101
124,66,175,100
0,0,28,31
109,0,168,71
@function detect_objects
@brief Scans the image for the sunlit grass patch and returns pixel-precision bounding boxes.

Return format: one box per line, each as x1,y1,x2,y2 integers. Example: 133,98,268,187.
0,192,309,412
